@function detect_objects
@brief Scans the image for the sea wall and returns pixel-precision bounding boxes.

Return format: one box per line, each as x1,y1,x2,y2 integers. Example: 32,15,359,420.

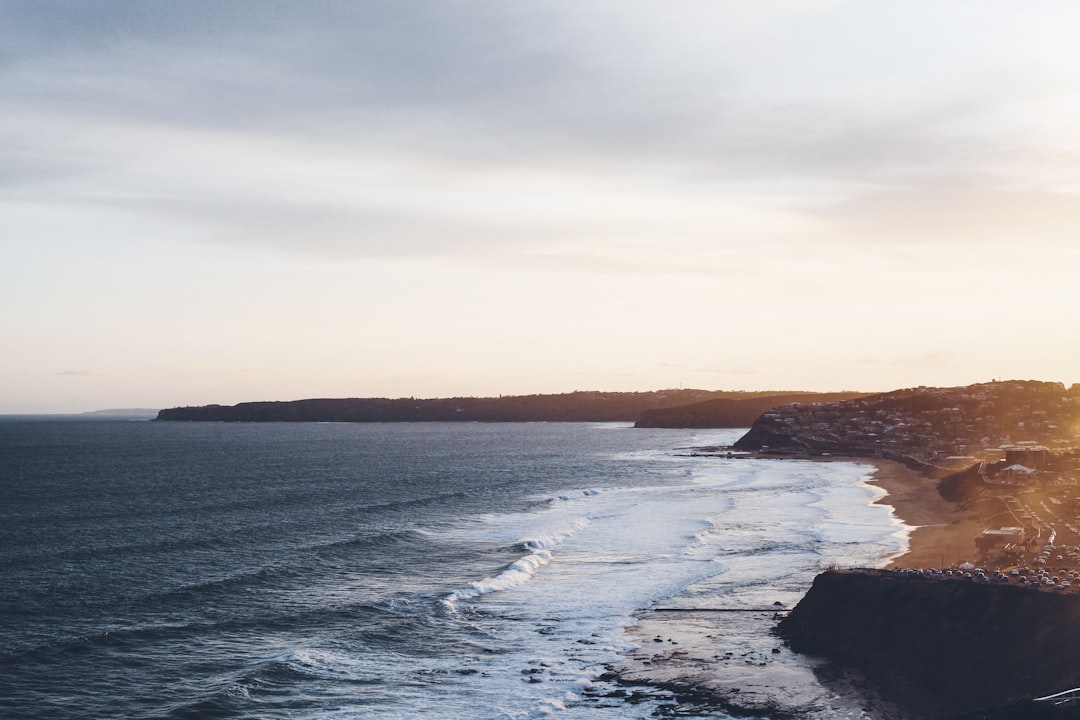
778,570,1080,716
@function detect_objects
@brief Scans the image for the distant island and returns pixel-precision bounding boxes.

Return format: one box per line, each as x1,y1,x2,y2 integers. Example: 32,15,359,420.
155,390,862,425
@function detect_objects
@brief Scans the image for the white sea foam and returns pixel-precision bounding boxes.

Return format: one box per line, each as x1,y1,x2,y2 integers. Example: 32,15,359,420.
301,429,904,719
443,517,590,611
447,549,554,605
421,450,905,719
520,516,590,550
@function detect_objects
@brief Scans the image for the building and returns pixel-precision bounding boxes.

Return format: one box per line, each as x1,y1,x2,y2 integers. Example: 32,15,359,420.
1004,446,1052,470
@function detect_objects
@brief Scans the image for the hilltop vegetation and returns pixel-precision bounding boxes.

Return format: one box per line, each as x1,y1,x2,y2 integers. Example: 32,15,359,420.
633,391,868,428
156,389,827,424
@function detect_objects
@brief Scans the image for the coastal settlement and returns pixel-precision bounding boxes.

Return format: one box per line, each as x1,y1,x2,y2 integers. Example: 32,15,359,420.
732,379,1080,577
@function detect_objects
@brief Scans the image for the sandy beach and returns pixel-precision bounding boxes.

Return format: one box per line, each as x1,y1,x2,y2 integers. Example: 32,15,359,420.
858,458,983,570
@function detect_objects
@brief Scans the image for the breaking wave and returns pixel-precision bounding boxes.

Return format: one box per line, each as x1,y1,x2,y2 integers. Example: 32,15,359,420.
443,518,590,611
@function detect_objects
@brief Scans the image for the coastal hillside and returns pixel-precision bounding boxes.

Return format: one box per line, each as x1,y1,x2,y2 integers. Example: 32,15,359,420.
732,380,1080,466
157,389,802,423
633,391,867,428
779,570,1080,717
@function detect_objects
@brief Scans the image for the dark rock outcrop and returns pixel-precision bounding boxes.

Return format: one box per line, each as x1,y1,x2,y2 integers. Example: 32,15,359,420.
779,570,1080,716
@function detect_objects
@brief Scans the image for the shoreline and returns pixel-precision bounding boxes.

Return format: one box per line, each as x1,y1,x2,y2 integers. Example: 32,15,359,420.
852,457,979,569
731,452,977,570
612,453,969,718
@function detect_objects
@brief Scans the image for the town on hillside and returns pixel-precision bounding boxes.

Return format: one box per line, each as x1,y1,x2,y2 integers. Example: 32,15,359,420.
734,380,1080,579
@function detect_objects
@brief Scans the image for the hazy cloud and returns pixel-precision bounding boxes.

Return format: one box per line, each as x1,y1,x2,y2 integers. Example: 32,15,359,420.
808,186,1080,250
4,3,1080,411
3,1,1079,275
695,366,761,376
857,352,955,369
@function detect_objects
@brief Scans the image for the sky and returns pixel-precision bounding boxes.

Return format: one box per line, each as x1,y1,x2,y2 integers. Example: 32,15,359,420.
3,1,1080,412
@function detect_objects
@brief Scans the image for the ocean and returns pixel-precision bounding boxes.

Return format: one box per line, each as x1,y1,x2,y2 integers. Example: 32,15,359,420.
0,419,906,719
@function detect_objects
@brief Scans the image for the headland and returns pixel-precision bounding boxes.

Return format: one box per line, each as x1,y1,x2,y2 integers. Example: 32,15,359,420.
600,380,1080,717
708,380,1080,717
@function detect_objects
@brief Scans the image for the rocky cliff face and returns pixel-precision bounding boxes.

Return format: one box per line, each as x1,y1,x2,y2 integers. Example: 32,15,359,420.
779,570,1080,716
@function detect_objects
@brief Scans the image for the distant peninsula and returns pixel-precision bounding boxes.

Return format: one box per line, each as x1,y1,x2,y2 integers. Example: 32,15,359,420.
155,390,858,425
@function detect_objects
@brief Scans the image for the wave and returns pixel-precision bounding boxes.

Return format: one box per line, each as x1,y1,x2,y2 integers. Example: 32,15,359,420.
443,518,589,611
2,522,436,575
274,648,403,685
162,644,463,719
3,598,404,665
303,527,432,556
343,489,472,516
159,650,396,720
116,528,433,606
515,517,590,552
456,550,553,600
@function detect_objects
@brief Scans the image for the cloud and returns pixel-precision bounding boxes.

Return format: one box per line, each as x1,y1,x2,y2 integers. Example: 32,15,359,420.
6,2,1080,413
856,352,954,369
4,1,1080,270
694,366,761,376
6,2,1071,178
806,186,1080,249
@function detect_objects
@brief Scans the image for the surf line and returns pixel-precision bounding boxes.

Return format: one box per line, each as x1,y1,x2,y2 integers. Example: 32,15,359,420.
649,607,789,613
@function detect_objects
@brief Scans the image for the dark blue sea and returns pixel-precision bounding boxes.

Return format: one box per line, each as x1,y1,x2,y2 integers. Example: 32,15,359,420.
0,419,905,719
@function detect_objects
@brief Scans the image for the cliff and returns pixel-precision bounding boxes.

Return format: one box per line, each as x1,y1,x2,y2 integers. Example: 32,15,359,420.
779,570,1080,717
158,390,770,423
632,391,866,428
